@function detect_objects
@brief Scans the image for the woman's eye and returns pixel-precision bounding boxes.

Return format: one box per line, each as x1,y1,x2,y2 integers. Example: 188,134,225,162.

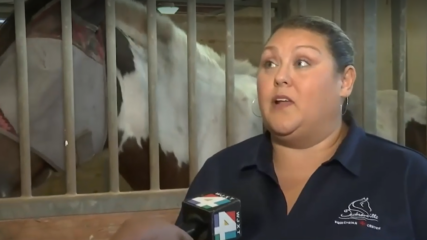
264,61,278,68
296,59,309,68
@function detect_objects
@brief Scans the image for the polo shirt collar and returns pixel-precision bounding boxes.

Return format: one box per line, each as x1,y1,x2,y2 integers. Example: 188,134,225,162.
240,115,365,177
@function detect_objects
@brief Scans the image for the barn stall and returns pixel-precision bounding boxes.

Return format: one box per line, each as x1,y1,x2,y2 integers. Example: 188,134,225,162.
0,0,424,239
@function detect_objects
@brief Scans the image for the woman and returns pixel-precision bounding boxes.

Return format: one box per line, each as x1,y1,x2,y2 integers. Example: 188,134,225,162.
111,15,427,240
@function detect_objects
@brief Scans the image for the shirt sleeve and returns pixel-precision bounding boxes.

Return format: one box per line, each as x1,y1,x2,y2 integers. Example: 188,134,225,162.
175,157,220,226
406,152,427,240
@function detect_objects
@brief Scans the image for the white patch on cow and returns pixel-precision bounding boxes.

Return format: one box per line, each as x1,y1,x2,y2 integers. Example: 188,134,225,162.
376,89,426,142
114,0,263,169
116,61,149,150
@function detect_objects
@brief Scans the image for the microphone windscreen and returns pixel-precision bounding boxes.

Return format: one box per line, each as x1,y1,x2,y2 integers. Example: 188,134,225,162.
180,193,241,240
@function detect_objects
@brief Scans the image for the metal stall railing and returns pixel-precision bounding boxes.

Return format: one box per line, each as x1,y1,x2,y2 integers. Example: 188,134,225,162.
62,0,77,195
340,0,377,135
332,0,341,26
14,0,32,199
0,0,414,223
106,0,120,193
0,0,274,221
342,0,408,141
187,0,197,183
362,0,378,135
390,0,407,145
147,0,160,191
297,0,307,15
341,0,410,143
225,0,235,147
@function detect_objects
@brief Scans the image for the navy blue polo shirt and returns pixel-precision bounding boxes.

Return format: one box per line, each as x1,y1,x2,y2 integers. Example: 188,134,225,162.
175,117,427,240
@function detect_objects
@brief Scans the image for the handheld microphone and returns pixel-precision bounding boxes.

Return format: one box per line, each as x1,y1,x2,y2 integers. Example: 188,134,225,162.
179,193,241,240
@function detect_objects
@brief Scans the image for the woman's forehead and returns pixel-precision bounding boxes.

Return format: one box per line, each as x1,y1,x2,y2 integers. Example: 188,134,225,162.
267,28,328,51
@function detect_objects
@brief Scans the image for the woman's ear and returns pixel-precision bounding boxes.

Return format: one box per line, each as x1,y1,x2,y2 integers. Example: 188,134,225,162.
340,65,356,98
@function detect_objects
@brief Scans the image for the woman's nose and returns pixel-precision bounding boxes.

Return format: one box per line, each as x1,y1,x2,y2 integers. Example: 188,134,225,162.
274,66,290,86
274,76,288,86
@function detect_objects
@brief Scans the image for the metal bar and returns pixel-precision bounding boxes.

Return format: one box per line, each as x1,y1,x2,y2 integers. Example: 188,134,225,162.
225,0,235,147
155,0,276,7
14,0,32,197
362,0,377,135
262,0,271,44
187,0,197,182
0,189,187,220
391,0,407,145
391,0,408,91
297,0,307,15
61,0,77,195
274,0,291,23
340,0,347,31
262,0,271,133
147,0,160,190
332,0,341,26
106,0,120,192
341,0,364,127
208,6,246,16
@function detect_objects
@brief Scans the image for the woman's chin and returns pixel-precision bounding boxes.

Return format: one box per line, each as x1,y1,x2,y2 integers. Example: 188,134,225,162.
269,123,300,137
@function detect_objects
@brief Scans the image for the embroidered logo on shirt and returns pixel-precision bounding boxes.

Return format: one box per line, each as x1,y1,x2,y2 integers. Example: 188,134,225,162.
334,197,381,230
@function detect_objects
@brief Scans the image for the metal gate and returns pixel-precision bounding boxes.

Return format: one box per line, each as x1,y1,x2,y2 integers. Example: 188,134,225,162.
0,0,413,221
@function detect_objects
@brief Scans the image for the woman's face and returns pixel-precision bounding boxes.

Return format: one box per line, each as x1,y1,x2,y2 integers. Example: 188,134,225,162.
257,28,354,138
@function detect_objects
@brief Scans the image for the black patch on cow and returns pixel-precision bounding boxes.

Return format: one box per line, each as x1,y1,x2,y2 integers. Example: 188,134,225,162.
117,77,123,114
116,28,136,76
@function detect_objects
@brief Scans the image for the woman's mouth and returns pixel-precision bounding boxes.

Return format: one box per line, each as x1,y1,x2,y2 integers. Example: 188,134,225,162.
273,95,294,108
